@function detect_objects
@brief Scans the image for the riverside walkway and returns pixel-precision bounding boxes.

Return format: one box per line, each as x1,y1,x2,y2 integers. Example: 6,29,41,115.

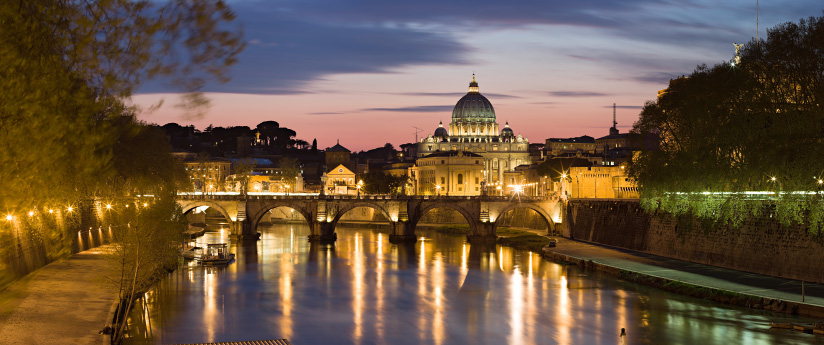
543,238,824,317
0,246,117,344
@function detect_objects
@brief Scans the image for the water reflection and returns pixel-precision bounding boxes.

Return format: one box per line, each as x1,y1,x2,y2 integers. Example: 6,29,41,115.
126,224,820,345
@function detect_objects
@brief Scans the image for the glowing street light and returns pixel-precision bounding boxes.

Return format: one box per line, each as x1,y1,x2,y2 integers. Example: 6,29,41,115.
5,214,13,221
106,204,112,210
67,206,74,212
48,209,54,214
435,184,441,196
28,211,34,217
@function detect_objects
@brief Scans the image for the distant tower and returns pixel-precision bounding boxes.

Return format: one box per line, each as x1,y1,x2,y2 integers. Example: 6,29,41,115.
609,103,619,136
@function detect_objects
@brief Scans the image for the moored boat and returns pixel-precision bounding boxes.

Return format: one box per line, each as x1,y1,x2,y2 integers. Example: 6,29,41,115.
198,243,235,266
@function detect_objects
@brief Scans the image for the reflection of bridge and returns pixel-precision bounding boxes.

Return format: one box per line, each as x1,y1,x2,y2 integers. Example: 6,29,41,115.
177,195,562,244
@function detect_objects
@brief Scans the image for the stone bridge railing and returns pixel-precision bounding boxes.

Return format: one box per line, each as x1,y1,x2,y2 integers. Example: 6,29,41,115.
177,194,562,244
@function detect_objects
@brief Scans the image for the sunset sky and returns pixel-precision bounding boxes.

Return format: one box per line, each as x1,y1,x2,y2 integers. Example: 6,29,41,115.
133,1,823,151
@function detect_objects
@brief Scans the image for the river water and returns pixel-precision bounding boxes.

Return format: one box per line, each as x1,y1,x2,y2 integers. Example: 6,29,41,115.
125,223,821,344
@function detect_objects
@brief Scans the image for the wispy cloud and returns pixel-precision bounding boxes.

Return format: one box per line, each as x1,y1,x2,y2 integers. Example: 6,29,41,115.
602,105,643,109
362,105,454,112
308,112,347,115
631,72,679,85
550,91,610,97
393,92,521,99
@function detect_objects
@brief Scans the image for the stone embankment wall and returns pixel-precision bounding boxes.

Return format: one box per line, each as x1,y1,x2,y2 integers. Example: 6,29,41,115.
566,199,824,284
0,202,105,293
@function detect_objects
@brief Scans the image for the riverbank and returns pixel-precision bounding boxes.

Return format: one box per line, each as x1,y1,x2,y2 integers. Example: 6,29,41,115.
0,245,118,344
427,224,552,252
543,238,824,318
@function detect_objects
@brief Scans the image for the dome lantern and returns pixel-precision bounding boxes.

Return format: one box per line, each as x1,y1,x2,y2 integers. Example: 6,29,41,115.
468,73,479,93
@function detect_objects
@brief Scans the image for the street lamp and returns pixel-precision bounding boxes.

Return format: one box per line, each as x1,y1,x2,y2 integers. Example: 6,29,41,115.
435,184,441,196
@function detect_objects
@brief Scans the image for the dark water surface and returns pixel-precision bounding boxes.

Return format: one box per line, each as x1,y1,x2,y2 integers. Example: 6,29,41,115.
125,224,822,344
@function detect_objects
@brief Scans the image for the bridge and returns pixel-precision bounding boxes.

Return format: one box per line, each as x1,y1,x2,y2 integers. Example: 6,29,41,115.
177,195,562,244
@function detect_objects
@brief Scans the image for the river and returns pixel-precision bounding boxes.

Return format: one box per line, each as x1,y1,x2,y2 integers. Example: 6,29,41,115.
125,223,821,344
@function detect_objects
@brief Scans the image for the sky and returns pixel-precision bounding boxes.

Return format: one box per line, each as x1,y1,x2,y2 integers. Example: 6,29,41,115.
132,0,824,152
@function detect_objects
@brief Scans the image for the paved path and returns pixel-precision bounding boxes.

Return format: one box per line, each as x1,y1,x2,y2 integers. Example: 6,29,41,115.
543,238,824,308
0,246,118,345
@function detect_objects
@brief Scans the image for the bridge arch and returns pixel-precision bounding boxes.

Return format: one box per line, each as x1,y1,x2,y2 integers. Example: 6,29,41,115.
330,201,393,226
492,203,555,231
411,202,479,235
248,201,315,231
178,200,232,223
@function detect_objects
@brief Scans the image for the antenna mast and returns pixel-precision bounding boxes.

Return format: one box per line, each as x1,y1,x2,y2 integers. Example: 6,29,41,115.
756,0,759,48
613,103,617,129
412,126,424,142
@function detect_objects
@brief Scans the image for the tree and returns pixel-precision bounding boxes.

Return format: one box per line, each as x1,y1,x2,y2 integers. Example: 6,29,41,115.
230,159,254,197
0,2,244,343
276,157,302,188
0,0,243,211
362,171,408,195
628,13,824,232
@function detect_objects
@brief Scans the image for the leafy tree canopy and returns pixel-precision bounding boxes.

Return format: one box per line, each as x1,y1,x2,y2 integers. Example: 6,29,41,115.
628,13,824,232
0,0,243,210
362,171,408,195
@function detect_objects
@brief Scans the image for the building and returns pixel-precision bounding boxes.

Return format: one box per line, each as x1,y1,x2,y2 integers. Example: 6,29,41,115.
567,164,639,199
182,157,232,192
383,162,414,178
546,136,596,156
417,75,531,184
595,104,631,154
325,141,351,171
409,151,485,196
322,164,358,195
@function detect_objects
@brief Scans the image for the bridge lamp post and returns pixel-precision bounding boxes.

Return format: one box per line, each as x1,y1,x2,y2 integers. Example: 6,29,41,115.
356,180,363,198
285,184,290,196
560,173,567,199
435,184,441,197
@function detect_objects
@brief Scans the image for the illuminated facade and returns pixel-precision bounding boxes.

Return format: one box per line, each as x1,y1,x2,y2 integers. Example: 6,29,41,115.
183,158,232,192
417,75,530,184
322,164,357,195
409,151,485,196
567,165,639,199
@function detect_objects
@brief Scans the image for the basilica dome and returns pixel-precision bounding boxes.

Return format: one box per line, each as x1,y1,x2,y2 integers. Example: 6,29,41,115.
433,121,447,137
501,122,514,137
451,74,496,123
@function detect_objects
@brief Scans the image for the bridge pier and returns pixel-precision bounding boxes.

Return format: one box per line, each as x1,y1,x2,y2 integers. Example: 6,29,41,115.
230,220,260,241
388,221,417,244
467,222,497,245
308,222,337,244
